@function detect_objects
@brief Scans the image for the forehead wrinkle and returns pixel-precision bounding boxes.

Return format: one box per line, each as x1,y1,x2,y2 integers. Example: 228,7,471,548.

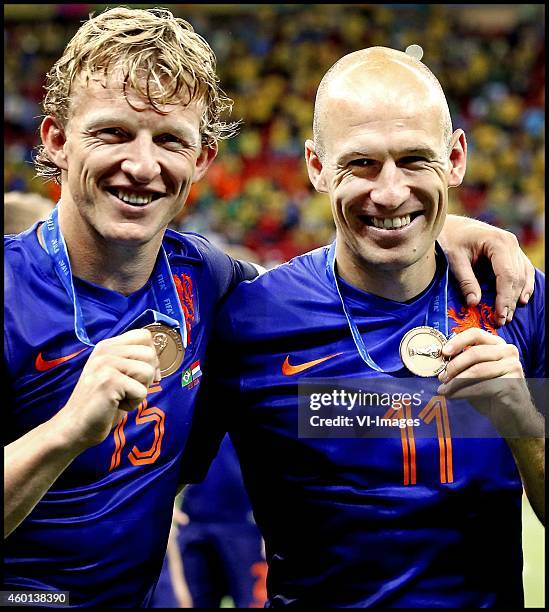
335,141,441,168
338,143,439,160
319,89,449,161
83,110,198,139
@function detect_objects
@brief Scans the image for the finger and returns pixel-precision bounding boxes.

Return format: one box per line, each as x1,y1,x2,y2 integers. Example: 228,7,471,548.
440,344,511,382
439,376,498,399
108,356,157,388
445,249,481,306
119,397,145,413
438,378,505,403
111,408,129,430
442,328,504,358
518,254,535,305
438,363,525,400
116,373,149,412
93,344,159,367
438,359,516,396
492,249,520,327
99,328,155,347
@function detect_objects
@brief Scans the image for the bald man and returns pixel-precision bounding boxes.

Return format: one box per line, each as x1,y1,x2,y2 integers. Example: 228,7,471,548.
189,48,545,607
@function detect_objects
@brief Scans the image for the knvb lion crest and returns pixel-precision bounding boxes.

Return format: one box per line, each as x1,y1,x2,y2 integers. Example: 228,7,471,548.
173,272,196,344
448,303,497,335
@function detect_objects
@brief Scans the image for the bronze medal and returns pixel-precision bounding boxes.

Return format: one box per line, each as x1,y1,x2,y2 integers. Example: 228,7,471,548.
144,323,184,378
399,326,448,377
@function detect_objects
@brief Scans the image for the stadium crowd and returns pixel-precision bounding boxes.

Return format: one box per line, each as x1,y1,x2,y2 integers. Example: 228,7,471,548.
4,4,544,268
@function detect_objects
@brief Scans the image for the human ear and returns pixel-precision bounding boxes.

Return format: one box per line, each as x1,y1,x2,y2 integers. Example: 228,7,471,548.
40,116,68,171
447,129,467,187
192,141,218,183
305,139,328,193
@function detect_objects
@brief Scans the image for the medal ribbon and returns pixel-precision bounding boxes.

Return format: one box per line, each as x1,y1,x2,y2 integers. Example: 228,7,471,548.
326,240,448,373
41,205,187,348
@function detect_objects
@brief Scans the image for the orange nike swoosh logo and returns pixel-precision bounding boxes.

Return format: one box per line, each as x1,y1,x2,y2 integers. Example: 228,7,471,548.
35,348,87,372
282,352,343,376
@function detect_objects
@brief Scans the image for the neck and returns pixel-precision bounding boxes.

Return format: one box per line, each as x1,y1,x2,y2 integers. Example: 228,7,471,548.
335,244,437,303
38,203,163,296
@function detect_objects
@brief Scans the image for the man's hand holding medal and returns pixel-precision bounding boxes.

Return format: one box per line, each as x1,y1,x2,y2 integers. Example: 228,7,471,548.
56,329,161,450
436,329,543,438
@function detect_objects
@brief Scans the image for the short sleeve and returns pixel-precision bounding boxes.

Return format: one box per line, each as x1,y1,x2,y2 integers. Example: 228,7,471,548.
529,269,545,377
186,233,258,304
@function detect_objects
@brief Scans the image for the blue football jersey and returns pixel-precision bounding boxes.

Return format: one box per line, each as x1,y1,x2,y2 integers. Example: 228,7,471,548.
4,225,256,607
190,243,545,608
182,435,255,524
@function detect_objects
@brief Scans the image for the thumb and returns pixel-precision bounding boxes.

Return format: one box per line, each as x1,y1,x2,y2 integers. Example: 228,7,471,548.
446,250,481,306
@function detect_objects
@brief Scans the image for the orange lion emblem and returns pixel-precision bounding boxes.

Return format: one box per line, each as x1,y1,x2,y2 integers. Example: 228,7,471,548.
447,303,498,336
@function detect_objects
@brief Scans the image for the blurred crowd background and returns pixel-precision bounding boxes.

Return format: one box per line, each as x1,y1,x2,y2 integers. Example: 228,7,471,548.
4,4,545,269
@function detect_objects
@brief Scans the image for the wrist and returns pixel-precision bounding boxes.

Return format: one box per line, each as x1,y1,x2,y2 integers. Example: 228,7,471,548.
491,398,544,439
50,406,95,456
438,214,468,250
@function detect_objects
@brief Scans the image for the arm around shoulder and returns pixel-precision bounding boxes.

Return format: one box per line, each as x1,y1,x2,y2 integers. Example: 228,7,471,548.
439,215,536,325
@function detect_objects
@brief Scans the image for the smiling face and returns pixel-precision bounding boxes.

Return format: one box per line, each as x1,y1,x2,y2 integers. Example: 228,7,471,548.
318,93,451,270
42,71,216,249
306,51,466,287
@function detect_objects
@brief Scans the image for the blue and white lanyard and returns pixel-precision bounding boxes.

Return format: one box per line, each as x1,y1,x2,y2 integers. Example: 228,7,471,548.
325,240,448,373
41,205,187,347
